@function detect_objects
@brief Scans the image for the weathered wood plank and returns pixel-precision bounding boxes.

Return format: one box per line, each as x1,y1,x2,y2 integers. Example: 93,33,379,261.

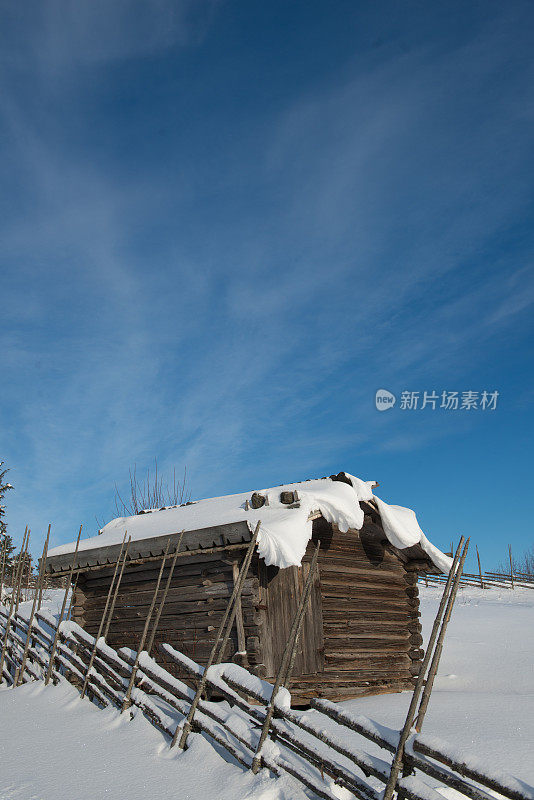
81,578,259,608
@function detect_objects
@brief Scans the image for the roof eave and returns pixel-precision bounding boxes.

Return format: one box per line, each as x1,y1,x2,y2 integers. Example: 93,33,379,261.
43,520,252,575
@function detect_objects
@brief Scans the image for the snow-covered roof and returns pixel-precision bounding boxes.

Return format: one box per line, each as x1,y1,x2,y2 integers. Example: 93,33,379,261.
46,472,452,574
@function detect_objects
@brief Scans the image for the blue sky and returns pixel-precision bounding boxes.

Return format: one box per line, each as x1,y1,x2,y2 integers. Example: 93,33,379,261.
1,0,533,574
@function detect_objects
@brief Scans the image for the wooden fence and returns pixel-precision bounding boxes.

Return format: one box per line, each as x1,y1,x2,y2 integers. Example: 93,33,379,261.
420,571,534,590
0,599,532,800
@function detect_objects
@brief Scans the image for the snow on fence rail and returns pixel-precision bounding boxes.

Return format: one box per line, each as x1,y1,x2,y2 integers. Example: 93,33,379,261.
1,531,532,800
1,602,533,800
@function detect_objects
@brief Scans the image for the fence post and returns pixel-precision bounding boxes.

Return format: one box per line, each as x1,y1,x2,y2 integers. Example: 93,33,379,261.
80,533,127,699
145,533,184,656
381,537,466,800
251,541,321,774
44,526,82,685
476,545,484,589
15,530,31,614
0,527,32,682
508,544,514,590
16,527,52,685
121,539,172,712
102,537,132,641
415,538,470,731
0,537,7,600
173,523,260,749
37,525,52,611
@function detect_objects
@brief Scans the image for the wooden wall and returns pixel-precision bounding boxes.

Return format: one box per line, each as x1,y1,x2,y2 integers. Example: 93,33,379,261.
286,515,423,702
257,558,324,679
72,512,425,703
71,549,263,680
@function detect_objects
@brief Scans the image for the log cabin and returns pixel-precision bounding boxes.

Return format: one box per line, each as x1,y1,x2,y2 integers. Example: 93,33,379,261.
45,472,451,702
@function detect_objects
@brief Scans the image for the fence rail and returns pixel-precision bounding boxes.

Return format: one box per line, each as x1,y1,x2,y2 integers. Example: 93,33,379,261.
1,600,532,800
419,570,534,590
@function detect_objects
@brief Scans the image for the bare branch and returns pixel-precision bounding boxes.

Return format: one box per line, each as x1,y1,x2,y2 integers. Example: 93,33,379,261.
110,459,191,520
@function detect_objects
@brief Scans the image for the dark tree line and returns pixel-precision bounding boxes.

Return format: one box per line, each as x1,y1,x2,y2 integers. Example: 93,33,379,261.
0,461,17,582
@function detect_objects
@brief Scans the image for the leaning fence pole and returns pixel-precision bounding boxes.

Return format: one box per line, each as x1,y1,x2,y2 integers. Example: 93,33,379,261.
37,525,51,611
12,527,28,605
214,523,261,665
67,572,79,621
0,527,31,682
15,529,31,614
13,527,29,610
282,555,321,689
0,537,7,601
44,526,83,685
16,526,53,685
251,540,321,774
476,545,484,589
174,522,261,749
24,555,31,603
145,532,184,656
415,538,470,731
80,532,127,699
508,544,514,589
381,536,466,800
102,537,131,641
121,539,172,712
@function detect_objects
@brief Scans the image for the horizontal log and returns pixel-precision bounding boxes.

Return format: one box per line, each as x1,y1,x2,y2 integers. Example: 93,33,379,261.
319,549,403,567
322,669,413,683
79,551,241,582
323,620,412,633
321,583,413,600
323,608,410,622
320,578,415,595
324,645,411,658
80,579,259,609
291,682,414,701
324,649,411,664
79,599,260,624
146,637,262,660
318,562,409,581
80,565,244,593
324,630,410,643
322,597,416,612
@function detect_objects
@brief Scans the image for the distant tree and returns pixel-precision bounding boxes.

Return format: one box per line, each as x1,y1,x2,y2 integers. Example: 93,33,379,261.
112,460,190,520
495,544,534,577
0,462,15,584
1,534,16,571
512,544,534,576
0,461,13,539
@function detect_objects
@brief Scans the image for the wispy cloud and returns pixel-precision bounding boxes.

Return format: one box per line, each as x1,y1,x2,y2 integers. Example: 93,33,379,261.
1,0,221,72
1,2,533,559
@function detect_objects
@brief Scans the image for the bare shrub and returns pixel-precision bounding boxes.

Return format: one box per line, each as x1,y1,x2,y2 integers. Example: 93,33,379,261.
114,460,190,517
495,544,534,576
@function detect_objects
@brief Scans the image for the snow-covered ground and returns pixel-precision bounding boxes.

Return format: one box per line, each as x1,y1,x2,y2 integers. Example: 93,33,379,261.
0,681,304,800
1,585,532,799
344,586,534,783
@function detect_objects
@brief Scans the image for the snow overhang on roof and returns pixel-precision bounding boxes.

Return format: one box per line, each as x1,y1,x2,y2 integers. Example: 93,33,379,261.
45,472,453,574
